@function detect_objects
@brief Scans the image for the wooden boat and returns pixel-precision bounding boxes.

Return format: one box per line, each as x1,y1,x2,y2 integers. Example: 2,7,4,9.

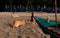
33,16,60,38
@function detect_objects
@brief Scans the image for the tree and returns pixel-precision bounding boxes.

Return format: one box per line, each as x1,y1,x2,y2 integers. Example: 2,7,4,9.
25,0,33,12
9,0,13,12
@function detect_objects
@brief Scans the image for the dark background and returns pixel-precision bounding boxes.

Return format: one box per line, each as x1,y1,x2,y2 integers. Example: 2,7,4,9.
0,0,60,12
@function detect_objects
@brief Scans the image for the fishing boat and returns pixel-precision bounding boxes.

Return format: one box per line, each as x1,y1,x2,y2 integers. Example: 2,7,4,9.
31,0,60,38
33,16,60,38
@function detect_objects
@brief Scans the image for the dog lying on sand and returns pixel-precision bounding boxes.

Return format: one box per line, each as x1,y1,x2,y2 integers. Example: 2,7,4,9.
12,20,26,29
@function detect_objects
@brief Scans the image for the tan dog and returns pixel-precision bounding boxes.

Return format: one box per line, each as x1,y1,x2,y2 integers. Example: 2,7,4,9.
12,20,26,29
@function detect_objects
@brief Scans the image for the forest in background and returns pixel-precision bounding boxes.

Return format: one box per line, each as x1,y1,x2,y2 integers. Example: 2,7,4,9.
0,0,60,12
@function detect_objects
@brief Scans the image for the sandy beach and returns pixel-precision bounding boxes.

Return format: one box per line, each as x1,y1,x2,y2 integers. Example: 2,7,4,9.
0,12,60,38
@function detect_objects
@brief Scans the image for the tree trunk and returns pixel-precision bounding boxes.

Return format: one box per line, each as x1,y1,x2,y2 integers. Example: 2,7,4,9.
55,0,58,27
